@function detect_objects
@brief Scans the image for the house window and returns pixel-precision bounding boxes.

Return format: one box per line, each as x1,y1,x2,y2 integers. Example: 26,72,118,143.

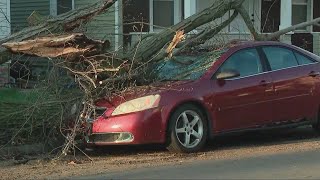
196,0,254,34
313,0,320,32
123,0,182,33
292,0,308,30
152,0,175,28
123,0,182,48
50,0,74,16
261,0,281,33
57,0,73,15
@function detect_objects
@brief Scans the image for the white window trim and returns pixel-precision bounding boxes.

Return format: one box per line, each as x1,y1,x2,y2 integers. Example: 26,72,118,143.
149,0,182,32
149,0,154,32
184,0,196,19
280,0,292,32
293,0,308,5
115,0,119,50
7,0,11,34
50,0,75,16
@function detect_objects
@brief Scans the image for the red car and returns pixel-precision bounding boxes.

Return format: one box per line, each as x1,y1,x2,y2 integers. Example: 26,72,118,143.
86,41,320,153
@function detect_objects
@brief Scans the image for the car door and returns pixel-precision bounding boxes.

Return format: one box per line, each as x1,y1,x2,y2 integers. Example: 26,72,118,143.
212,48,274,132
262,46,318,123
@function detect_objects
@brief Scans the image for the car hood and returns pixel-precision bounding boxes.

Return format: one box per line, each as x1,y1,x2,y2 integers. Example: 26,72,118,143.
95,80,194,108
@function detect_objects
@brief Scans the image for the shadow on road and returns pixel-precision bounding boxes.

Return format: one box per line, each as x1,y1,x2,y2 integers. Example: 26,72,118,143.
86,126,320,156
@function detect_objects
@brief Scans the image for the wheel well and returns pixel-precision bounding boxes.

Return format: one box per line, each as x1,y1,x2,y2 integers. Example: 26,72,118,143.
165,101,212,140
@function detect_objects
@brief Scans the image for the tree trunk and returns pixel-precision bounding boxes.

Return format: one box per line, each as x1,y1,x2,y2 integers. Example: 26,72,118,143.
3,34,109,60
237,5,320,41
123,0,245,63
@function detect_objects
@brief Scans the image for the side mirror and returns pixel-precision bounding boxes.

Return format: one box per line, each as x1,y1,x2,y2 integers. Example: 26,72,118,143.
216,69,240,80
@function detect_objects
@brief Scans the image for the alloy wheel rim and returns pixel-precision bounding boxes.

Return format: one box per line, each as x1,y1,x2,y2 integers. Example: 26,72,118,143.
175,110,203,149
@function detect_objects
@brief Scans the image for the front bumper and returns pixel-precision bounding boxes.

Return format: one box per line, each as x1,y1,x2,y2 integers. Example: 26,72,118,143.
86,132,134,144
86,107,165,145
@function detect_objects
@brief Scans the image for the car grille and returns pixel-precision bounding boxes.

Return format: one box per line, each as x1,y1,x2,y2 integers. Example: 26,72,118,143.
88,132,134,143
90,133,121,143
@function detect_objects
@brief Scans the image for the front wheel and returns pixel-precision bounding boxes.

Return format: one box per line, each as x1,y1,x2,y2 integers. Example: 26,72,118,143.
312,109,320,133
167,104,208,153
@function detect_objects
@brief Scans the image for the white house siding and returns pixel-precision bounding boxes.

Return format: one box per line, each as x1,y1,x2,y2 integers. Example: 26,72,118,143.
0,0,10,86
74,0,116,50
313,34,320,56
10,0,50,32
0,0,10,39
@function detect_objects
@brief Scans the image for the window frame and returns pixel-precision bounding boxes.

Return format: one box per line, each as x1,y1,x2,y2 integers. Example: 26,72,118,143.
262,46,300,71
293,50,317,65
312,0,320,32
149,0,182,32
212,47,266,80
50,0,75,16
292,0,311,33
260,45,318,72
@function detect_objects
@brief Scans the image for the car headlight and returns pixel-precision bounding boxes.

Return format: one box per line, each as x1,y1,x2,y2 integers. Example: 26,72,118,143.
111,94,161,116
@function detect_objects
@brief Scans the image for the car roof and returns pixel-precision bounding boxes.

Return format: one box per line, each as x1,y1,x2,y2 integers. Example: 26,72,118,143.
226,40,320,62
230,40,288,48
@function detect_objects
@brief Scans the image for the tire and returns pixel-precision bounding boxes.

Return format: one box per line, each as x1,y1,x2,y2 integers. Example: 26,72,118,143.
166,104,208,153
312,110,320,133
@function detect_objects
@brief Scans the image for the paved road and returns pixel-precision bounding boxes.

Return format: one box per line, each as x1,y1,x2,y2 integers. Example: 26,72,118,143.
83,149,320,179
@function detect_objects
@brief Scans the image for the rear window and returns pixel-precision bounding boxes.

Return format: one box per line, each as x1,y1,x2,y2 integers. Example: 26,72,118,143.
262,47,298,70
294,52,315,65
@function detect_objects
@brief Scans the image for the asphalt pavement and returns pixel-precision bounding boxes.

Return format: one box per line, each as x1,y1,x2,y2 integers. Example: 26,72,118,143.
80,146,320,179
73,127,320,180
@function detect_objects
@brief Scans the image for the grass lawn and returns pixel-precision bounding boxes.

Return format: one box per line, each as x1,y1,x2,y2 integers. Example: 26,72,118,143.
0,88,39,103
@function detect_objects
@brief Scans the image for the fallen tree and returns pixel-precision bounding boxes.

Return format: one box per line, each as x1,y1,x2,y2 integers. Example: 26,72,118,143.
3,34,109,59
2,0,320,156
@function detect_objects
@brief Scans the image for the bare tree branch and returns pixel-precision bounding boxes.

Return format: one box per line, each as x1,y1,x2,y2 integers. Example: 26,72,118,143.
174,10,239,56
123,0,246,63
235,5,264,40
265,17,320,40
237,4,320,41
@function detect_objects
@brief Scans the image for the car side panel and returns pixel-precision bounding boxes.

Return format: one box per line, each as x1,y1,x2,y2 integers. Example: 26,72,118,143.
269,64,318,123
210,73,274,132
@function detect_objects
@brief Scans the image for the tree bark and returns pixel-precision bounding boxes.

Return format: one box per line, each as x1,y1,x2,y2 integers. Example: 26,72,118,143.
174,11,239,56
3,34,109,60
0,0,117,65
265,17,320,40
235,5,263,40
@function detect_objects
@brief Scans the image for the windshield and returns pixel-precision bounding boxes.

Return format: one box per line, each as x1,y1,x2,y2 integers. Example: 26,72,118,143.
154,49,226,81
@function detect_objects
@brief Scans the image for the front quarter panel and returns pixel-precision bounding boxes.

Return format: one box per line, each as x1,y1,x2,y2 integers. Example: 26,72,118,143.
158,79,216,140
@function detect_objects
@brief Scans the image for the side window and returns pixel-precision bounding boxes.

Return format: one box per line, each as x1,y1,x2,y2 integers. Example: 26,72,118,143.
262,47,298,70
294,52,315,65
219,48,263,78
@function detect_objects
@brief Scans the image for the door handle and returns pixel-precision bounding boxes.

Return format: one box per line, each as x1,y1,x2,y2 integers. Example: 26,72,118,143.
309,71,320,77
